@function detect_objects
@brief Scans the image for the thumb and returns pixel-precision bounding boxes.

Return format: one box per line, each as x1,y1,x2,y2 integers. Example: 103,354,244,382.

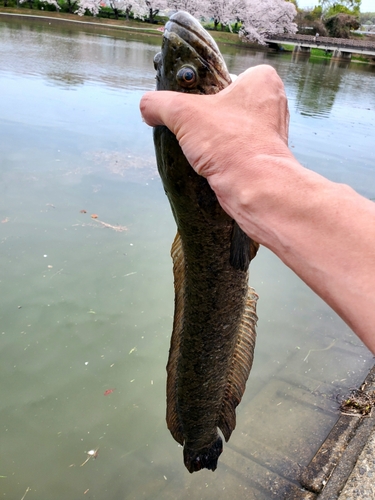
140,90,178,129
140,90,203,135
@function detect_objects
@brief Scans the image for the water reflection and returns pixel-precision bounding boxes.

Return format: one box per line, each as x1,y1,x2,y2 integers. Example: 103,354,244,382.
0,17,374,500
290,59,340,117
219,45,375,121
0,20,158,91
47,71,85,88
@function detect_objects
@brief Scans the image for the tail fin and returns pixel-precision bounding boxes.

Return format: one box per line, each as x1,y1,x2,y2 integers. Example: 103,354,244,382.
183,436,223,473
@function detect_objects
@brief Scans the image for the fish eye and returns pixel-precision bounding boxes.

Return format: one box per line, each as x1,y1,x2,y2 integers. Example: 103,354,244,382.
176,66,197,88
153,52,162,71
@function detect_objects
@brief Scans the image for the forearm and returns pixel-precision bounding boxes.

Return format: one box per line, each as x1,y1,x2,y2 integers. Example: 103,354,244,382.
209,151,375,352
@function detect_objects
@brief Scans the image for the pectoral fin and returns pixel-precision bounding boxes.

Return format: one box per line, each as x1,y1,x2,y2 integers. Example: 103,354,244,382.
230,222,259,271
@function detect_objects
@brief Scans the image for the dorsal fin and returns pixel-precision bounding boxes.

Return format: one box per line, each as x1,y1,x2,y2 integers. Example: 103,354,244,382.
166,232,185,445
218,288,258,441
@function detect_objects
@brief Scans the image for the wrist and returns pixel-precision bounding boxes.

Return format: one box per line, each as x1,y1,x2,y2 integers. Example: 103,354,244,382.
207,147,307,245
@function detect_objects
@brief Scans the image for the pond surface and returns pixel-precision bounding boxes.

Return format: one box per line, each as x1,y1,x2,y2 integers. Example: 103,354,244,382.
0,16,374,499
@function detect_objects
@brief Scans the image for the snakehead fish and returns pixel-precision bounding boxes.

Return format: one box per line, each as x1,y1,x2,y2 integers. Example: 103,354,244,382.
153,11,259,473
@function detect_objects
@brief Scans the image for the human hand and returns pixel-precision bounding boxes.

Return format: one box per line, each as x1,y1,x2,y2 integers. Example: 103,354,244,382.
140,64,291,184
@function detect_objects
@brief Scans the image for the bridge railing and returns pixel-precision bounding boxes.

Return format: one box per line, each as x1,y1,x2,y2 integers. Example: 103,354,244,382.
265,33,375,50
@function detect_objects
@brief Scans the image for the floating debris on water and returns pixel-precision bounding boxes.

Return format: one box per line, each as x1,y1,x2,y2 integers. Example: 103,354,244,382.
80,448,99,466
104,389,115,396
20,487,30,500
303,339,336,362
92,219,127,232
87,149,157,181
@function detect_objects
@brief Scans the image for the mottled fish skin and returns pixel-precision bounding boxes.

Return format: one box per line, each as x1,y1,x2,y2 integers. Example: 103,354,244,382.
153,11,258,473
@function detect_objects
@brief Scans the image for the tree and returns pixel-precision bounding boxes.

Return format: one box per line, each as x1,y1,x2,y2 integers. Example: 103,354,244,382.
106,0,131,19
65,0,79,13
309,5,323,19
324,12,360,37
240,0,297,44
75,0,101,15
167,0,202,17
108,0,123,19
296,5,327,35
20,0,60,9
359,12,375,24
319,0,361,16
133,0,167,23
203,0,238,30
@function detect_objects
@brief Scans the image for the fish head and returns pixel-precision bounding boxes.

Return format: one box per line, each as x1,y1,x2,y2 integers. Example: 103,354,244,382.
153,11,232,95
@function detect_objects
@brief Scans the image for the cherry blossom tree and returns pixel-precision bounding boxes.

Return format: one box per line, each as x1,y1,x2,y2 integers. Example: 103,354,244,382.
203,0,238,30
240,0,297,44
133,0,167,23
76,0,101,15
167,0,202,17
65,0,79,13
106,0,132,19
74,0,151,19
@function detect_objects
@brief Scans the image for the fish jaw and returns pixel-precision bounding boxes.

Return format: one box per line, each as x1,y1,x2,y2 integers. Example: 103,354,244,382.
183,436,223,473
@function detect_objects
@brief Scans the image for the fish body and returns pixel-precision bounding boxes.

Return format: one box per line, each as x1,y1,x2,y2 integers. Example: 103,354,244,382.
153,11,258,473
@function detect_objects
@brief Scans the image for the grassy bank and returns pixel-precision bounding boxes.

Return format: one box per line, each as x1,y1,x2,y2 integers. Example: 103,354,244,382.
281,42,373,63
0,7,167,34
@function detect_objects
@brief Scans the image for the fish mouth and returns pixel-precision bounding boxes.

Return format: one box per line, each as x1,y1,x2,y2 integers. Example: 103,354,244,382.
159,11,231,90
165,11,222,61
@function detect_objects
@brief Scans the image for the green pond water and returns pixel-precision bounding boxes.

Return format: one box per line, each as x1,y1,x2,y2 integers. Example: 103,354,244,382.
0,16,374,499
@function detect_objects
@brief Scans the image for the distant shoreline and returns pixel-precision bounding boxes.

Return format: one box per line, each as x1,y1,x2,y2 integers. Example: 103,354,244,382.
1,9,372,62
0,8,262,48
0,9,164,35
